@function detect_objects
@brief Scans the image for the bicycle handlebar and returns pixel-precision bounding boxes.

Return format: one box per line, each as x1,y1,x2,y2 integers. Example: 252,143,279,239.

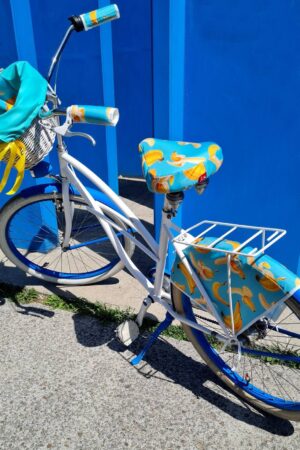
70,4,120,32
67,105,119,126
49,5,119,81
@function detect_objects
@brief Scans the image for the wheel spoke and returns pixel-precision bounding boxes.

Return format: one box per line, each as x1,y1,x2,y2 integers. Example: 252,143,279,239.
4,195,128,281
187,294,300,409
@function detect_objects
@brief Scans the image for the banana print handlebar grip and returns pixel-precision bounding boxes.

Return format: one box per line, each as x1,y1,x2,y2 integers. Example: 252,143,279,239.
80,4,120,31
68,105,119,127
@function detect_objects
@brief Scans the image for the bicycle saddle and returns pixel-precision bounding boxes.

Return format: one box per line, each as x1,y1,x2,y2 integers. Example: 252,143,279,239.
139,138,223,194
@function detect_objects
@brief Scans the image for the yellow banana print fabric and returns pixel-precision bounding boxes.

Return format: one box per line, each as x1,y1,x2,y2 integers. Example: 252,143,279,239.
171,237,300,335
138,138,223,193
0,140,26,195
0,94,25,195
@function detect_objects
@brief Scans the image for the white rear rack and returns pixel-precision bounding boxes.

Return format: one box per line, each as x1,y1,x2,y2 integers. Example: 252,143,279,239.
173,220,286,258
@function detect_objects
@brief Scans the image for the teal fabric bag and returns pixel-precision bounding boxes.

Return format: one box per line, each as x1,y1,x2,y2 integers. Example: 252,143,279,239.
0,61,47,143
0,61,48,194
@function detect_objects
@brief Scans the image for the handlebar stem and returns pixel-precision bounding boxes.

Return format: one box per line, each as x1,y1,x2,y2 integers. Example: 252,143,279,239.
47,25,74,83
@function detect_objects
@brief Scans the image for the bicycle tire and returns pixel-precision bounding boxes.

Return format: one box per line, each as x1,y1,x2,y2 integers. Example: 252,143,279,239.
171,284,300,421
0,193,134,285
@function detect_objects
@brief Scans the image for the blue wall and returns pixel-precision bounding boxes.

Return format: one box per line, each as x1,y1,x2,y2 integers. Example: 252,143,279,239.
0,0,42,202
1,0,118,199
181,1,300,273
0,1,18,66
0,0,299,274
113,0,154,176
30,0,117,190
151,1,300,274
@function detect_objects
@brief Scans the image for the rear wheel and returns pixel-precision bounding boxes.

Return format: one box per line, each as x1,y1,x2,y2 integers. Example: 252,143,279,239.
0,193,134,285
172,284,300,421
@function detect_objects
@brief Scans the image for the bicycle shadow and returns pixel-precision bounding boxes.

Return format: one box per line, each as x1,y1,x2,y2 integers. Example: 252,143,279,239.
119,176,153,210
0,297,55,319
72,312,295,436
0,284,55,319
0,259,120,288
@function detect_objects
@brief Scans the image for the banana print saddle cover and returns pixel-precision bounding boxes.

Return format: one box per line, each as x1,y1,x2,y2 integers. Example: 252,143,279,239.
171,237,300,335
138,138,223,194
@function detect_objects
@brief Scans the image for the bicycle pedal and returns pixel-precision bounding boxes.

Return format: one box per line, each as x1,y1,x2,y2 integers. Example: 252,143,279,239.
116,320,140,346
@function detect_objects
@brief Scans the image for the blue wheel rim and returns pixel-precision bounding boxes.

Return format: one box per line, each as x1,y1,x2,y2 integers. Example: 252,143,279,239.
181,293,300,411
5,196,122,280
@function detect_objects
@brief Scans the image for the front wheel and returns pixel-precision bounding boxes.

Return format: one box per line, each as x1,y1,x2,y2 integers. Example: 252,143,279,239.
172,284,300,421
0,193,134,285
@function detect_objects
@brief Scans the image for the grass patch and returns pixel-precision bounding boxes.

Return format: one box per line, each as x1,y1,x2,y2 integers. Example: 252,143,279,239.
43,295,188,340
0,283,39,304
144,319,187,341
1,283,300,366
44,294,135,324
161,324,187,341
15,288,39,304
44,294,79,313
0,282,188,340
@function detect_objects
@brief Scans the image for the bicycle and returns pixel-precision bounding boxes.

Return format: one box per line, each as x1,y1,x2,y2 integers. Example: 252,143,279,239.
0,4,300,421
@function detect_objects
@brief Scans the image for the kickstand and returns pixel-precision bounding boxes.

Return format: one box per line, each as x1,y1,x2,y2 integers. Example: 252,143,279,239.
131,312,174,366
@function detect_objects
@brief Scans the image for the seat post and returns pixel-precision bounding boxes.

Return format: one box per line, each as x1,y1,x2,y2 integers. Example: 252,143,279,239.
165,191,184,215
153,191,184,297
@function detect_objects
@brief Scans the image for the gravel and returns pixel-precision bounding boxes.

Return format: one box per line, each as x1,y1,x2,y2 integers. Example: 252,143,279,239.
0,298,299,450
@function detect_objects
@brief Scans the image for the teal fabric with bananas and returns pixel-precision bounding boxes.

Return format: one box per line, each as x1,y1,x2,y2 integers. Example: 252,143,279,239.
68,105,118,126
138,138,223,194
171,237,300,335
80,4,119,31
0,61,47,143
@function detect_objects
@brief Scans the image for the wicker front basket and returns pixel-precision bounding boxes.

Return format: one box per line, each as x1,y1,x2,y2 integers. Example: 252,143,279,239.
1,115,57,169
19,115,57,169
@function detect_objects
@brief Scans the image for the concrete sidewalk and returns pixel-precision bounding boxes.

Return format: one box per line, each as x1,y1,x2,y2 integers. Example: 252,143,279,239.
0,177,165,320
1,299,299,450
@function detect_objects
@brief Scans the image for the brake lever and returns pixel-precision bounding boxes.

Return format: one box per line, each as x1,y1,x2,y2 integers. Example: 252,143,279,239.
52,114,96,146
64,129,96,146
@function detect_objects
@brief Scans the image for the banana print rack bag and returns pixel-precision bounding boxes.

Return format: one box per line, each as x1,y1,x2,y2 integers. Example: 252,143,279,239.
0,61,56,195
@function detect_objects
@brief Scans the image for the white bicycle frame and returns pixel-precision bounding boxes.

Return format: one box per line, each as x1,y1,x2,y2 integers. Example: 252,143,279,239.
41,15,292,350
54,130,232,344
33,5,297,357
54,122,292,345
